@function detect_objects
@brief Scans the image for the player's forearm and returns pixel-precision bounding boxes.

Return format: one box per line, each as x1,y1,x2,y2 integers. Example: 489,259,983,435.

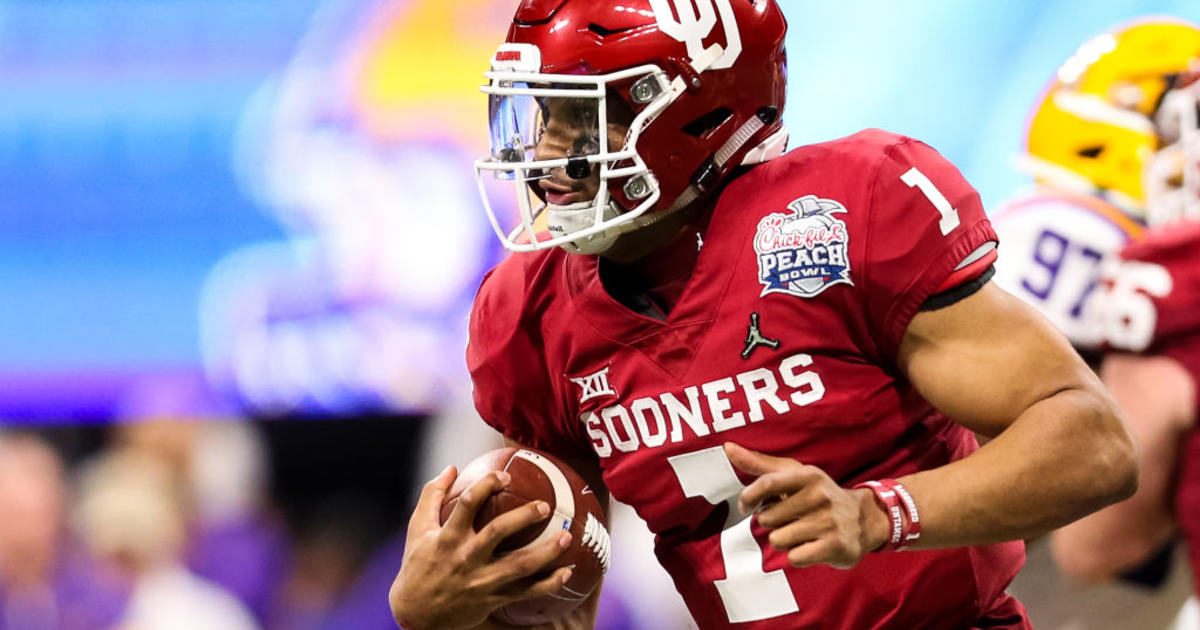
897,387,1136,549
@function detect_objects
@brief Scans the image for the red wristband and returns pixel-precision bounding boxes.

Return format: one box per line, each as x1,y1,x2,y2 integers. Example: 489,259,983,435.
853,480,905,552
880,479,921,549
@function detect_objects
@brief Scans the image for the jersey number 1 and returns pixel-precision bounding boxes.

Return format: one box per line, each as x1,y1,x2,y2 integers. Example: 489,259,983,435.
667,446,800,623
901,167,960,235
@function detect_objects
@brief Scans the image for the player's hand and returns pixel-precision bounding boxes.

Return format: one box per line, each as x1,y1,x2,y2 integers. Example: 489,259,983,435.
724,442,891,570
389,465,573,630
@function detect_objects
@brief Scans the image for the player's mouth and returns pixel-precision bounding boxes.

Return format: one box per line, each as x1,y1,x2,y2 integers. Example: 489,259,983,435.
546,191,583,206
541,182,585,206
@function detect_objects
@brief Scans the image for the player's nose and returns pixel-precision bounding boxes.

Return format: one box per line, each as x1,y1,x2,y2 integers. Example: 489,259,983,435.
535,133,570,162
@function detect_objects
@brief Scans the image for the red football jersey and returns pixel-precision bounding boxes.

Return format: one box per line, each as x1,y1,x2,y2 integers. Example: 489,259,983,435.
468,130,1024,630
1107,221,1200,596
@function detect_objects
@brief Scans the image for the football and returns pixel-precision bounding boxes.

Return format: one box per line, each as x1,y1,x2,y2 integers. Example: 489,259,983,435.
439,447,610,625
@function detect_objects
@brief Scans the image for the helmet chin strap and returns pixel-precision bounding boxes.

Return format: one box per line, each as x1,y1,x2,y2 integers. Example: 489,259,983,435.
632,103,788,230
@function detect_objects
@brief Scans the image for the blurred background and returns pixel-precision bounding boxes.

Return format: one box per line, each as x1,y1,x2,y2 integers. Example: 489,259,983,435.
0,0,1198,628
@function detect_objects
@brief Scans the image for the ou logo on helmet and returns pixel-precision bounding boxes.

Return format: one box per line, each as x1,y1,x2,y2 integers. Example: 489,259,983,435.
648,0,743,70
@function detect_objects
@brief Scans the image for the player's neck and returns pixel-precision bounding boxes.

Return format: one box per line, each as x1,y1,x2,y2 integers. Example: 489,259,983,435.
598,164,751,265
603,219,704,287
596,203,711,319
600,197,713,265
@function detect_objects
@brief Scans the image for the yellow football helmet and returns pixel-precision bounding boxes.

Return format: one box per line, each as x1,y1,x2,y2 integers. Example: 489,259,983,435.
1023,18,1200,219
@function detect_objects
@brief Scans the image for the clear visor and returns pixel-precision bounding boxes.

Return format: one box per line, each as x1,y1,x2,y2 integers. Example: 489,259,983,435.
486,83,605,179
487,91,538,175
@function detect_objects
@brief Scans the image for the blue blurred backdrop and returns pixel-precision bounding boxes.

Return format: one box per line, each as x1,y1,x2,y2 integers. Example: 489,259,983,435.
0,0,1195,420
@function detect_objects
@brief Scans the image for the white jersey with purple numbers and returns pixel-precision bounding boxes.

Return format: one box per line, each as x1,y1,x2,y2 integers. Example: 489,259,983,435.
992,187,1142,349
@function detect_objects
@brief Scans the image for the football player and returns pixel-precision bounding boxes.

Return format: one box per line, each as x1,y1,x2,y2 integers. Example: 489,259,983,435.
992,20,1200,353
391,2,1136,629
992,20,1200,628
1050,36,1200,596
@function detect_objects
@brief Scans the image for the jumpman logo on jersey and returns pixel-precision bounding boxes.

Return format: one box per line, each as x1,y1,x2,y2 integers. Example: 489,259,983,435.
569,366,617,404
741,312,781,359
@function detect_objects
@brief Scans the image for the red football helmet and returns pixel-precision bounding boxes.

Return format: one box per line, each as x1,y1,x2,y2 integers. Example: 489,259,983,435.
475,0,788,254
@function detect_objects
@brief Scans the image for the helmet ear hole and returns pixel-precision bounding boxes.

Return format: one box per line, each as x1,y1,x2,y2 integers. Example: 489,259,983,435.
682,108,734,138
1077,145,1105,159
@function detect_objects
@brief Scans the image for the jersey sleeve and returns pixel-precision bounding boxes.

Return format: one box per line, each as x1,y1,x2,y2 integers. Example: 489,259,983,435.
466,263,589,458
862,138,998,357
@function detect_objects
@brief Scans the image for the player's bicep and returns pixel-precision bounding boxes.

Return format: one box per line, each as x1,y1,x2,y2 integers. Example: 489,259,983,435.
897,281,1099,437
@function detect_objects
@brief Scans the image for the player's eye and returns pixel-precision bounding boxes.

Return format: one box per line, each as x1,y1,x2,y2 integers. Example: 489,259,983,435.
570,133,600,157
